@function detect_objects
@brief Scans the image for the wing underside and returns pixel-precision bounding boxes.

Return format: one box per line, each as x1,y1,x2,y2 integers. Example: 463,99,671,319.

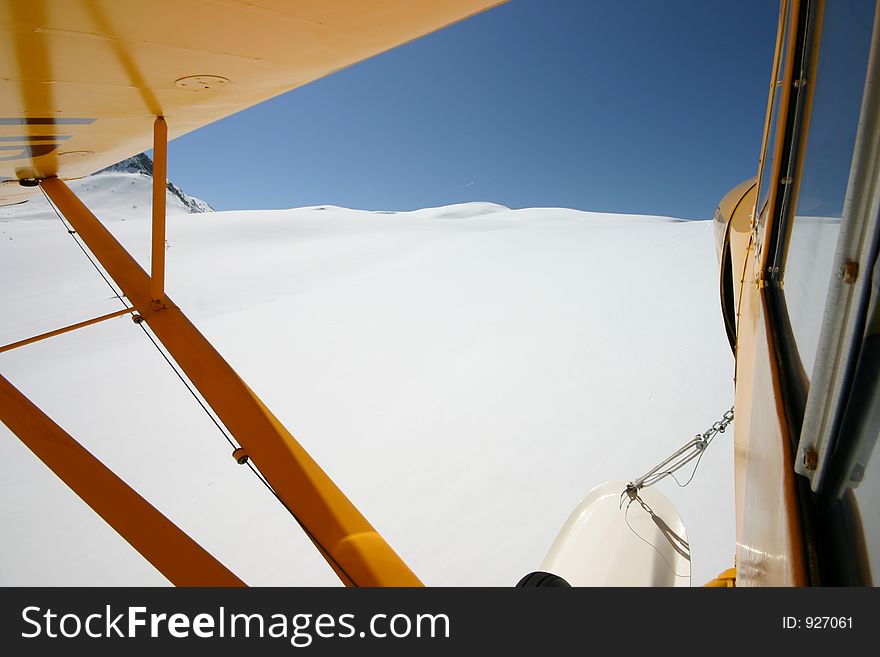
0,0,505,205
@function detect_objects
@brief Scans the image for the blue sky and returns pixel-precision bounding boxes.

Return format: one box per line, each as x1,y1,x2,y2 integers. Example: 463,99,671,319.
166,0,780,220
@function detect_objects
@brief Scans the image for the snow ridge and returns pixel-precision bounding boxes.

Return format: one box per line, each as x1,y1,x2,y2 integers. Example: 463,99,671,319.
0,174,735,588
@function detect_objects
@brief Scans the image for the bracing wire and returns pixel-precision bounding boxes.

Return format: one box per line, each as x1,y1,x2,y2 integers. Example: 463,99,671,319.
669,437,712,488
134,321,358,584
135,322,237,450
628,407,734,494
616,408,734,581
40,186,127,306
43,188,360,586
43,187,241,453
243,459,358,587
622,497,691,580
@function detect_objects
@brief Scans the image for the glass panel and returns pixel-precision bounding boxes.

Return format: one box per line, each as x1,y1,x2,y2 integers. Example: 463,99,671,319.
783,0,876,381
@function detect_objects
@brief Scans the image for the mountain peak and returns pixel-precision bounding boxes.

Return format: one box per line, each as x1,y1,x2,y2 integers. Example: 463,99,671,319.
98,152,154,176
96,153,212,213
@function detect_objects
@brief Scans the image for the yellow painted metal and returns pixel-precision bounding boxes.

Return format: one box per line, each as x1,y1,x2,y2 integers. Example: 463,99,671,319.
713,178,756,265
703,567,737,587
733,281,807,585
151,117,167,303
0,306,133,354
728,0,807,586
729,184,758,336
39,176,422,587
713,178,755,355
0,0,507,206
769,0,825,278
752,0,791,225
0,373,246,587
753,0,801,272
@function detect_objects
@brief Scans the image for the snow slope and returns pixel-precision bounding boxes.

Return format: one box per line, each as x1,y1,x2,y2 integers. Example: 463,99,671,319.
0,170,735,586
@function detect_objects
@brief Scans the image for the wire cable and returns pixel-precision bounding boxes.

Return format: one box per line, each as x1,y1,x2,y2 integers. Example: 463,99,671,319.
40,186,128,306
45,188,359,585
139,320,358,585
244,460,358,587
622,496,691,579
135,322,238,450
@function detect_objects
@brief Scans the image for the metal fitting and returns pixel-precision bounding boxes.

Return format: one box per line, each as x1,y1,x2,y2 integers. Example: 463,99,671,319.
802,448,818,471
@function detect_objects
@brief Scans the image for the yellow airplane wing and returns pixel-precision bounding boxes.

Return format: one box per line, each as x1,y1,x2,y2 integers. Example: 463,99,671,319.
0,0,506,205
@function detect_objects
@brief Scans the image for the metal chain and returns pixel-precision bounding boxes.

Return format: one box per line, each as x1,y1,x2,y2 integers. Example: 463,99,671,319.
625,406,734,496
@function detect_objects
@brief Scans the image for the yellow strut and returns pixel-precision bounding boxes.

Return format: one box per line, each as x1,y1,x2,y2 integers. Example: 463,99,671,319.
0,307,134,354
151,117,167,303
0,373,245,587
39,176,422,587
